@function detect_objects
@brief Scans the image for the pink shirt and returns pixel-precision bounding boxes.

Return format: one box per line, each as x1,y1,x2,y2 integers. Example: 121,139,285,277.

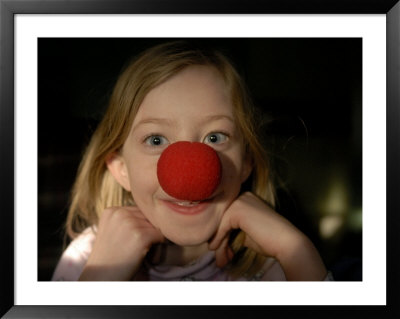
52,228,333,281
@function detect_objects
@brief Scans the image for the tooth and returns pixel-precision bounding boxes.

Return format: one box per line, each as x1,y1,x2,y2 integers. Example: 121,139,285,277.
176,201,200,206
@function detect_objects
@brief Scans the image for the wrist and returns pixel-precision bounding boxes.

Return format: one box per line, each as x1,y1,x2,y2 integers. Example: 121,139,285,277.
79,244,148,281
79,258,139,281
273,228,307,262
275,233,327,281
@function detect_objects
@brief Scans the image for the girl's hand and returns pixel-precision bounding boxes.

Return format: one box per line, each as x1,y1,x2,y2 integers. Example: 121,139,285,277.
79,206,165,281
209,192,327,281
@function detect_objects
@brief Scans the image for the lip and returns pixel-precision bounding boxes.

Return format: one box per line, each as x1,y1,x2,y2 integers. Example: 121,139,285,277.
161,198,212,215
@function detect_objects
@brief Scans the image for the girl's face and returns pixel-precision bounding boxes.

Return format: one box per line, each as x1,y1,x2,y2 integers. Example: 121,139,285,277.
110,65,252,246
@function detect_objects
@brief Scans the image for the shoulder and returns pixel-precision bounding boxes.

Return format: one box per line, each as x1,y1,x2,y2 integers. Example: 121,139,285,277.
51,227,97,281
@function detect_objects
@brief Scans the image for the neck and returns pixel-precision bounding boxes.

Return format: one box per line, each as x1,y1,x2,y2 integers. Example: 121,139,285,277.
149,242,210,266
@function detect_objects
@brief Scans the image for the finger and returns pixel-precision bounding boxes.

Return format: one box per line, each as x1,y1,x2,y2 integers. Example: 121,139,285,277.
150,230,166,245
214,236,234,268
208,216,234,250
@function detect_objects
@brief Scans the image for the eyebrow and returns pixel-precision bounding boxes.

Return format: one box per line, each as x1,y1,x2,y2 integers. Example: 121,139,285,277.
132,114,234,132
203,114,234,124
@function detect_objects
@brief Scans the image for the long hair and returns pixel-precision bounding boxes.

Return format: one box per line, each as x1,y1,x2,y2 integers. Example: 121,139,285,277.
66,41,276,278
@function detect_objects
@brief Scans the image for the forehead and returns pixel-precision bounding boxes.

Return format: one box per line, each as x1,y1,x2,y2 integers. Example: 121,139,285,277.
134,65,233,121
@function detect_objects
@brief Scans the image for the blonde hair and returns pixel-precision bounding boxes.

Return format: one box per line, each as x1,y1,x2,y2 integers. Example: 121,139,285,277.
66,41,276,278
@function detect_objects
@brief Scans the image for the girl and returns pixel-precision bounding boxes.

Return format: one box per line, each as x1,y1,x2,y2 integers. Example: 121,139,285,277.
52,41,332,281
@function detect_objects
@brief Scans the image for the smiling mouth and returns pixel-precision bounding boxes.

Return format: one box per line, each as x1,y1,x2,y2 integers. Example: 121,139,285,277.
174,201,201,207
161,197,214,215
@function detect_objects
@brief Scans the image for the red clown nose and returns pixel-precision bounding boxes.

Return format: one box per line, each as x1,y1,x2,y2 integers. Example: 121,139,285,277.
157,141,222,201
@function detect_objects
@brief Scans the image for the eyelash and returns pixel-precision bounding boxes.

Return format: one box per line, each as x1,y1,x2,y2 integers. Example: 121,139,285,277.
142,131,230,147
143,134,169,147
204,131,230,144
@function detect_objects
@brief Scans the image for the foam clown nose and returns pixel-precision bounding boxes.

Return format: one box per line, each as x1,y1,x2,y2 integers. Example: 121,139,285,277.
157,141,222,201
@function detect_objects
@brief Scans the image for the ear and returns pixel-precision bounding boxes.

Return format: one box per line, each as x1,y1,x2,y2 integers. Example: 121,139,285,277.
240,153,253,183
106,152,131,191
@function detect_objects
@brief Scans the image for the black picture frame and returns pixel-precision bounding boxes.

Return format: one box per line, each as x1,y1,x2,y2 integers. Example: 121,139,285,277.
1,0,399,318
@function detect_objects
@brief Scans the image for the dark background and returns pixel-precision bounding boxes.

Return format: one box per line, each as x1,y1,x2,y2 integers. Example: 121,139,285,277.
38,38,362,281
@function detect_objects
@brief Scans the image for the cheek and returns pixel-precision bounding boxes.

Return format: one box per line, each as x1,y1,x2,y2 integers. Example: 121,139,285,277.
126,154,159,197
218,150,246,190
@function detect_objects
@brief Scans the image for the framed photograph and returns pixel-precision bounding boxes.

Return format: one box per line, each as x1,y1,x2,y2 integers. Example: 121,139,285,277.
1,0,399,318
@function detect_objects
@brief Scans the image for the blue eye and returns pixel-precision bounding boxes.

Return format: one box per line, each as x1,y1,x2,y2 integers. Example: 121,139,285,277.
204,132,228,145
144,135,168,146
